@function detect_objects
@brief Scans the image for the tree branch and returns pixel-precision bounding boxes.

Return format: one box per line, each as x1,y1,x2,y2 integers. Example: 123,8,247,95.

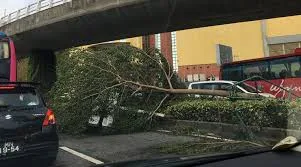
82,81,129,100
121,80,262,98
131,86,142,96
148,94,170,120
136,49,174,89
87,64,122,80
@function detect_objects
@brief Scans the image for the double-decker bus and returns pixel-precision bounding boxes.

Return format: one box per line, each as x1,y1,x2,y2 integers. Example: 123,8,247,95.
221,48,301,99
0,32,17,82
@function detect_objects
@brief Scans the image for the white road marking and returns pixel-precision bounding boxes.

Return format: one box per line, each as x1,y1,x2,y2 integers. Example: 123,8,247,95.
157,130,263,147
157,130,172,133
157,129,233,141
60,146,104,165
191,133,234,142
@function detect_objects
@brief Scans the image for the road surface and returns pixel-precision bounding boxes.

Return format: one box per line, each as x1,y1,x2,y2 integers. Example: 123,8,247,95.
48,132,197,167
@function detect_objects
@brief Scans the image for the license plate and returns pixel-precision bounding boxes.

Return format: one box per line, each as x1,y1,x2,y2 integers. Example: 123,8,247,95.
0,142,21,155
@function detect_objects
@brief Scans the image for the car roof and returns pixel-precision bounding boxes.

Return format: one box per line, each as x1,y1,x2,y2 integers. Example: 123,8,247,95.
189,80,236,85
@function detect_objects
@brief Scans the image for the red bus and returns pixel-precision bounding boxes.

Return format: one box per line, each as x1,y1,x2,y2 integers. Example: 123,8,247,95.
0,32,17,82
221,49,301,99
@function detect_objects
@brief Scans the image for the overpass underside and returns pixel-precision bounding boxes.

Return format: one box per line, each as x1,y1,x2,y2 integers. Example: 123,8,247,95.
2,0,301,88
2,0,301,53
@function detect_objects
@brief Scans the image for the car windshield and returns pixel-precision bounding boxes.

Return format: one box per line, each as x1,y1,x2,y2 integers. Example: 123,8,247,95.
3,0,301,166
236,82,259,93
0,88,41,107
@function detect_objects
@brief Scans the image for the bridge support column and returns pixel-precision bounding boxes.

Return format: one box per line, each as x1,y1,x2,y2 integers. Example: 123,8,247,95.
28,50,57,92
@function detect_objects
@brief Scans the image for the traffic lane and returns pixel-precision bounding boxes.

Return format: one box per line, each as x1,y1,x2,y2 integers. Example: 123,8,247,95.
60,132,198,162
52,149,95,167
1,149,95,167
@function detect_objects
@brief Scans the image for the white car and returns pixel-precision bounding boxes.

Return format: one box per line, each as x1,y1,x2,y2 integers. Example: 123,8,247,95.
188,80,275,98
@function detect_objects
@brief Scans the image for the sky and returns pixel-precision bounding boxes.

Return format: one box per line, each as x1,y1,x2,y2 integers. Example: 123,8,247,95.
0,0,36,17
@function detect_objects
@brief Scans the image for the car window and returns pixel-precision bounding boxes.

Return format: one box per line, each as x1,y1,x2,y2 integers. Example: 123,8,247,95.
237,83,258,93
202,83,219,90
0,88,42,107
219,83,233,91
219,83,244,93
191,83,200,89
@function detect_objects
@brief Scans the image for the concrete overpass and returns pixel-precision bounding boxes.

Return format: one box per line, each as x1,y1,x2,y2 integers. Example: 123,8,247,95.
2,0,301,88
2,0,301,54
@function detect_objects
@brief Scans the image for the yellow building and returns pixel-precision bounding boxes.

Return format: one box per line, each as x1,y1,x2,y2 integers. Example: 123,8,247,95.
120,15,301,81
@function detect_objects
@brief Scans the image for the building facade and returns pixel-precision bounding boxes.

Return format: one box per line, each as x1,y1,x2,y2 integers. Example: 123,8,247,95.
121,15,301,82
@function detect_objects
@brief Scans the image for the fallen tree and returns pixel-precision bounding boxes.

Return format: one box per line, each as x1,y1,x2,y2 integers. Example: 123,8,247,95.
49,44,263,134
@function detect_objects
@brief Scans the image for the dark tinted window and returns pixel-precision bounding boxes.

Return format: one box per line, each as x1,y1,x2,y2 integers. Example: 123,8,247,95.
202,83,219,90
223,56,301,81
191,83,220,90
219,83,244,93
292,60,301,77
190,83,205,89
219,83,232,91
237,82,258,93
191,84,199,89
0,41,9,59
242,62,269,80
222,65,243,81
0,88,42,107
270,57,301,79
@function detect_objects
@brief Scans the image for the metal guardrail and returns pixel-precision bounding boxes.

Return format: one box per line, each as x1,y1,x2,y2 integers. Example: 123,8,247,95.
0,0,72,26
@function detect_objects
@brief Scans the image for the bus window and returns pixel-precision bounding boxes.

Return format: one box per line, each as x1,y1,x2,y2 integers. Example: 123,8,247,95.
222,65,242,81
292,60,301,77
0,42,9,59
271,63,288,79
243,62,269,80
270,57,299,79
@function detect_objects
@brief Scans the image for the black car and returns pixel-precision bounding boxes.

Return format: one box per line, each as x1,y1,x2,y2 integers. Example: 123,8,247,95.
0,82,58,166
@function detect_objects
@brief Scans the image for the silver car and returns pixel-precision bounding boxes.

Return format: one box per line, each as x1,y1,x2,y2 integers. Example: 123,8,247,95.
188,80,275,98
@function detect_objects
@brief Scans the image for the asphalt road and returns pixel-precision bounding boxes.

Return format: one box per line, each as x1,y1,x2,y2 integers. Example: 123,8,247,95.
49,132,197,167
2,132,197,167
52,150,94,167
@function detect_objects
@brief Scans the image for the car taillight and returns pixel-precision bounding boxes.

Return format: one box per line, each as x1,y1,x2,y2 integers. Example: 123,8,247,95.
43,109,56,126
0,86,15,89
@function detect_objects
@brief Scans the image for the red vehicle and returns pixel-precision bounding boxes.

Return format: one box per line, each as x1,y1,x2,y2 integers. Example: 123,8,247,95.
221,49,301,99
0,32,17,82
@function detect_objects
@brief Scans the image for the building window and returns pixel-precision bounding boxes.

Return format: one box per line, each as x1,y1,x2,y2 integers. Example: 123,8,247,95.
155,34,161,51
269,42,300,56
171,32,178,72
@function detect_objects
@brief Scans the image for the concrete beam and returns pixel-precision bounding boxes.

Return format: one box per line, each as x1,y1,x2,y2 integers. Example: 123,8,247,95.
1,0,301,54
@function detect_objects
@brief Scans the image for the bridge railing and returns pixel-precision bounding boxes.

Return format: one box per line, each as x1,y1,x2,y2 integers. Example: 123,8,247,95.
0,0,72,26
